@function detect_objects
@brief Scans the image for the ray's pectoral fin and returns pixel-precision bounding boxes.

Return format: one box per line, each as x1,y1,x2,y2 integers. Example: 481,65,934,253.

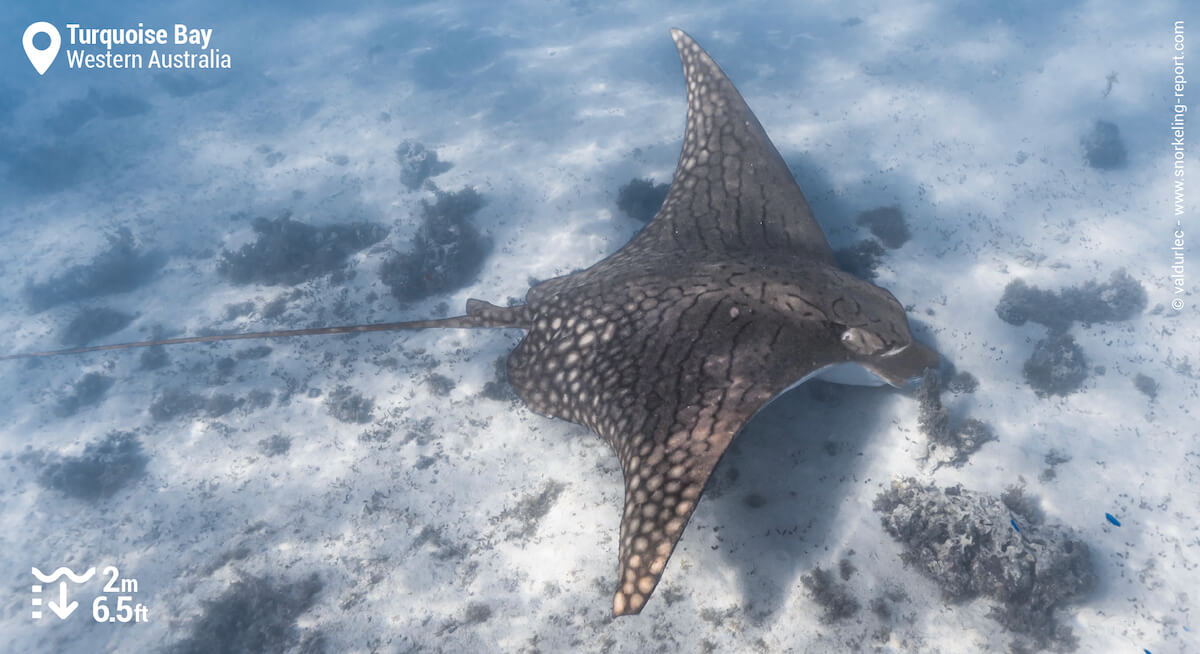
620,29,835,264
610,362,785,615
610,432,718,616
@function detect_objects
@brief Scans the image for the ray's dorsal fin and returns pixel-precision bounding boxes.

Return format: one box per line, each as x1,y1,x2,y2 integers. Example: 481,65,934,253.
628,29,834,263
0,299,529,361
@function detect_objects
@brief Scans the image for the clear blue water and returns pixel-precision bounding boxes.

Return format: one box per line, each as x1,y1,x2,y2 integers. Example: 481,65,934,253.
0,2,1193,652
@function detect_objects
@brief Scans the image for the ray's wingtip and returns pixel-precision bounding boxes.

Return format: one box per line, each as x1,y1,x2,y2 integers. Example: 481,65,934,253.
668,27,692,45
612,591,645,617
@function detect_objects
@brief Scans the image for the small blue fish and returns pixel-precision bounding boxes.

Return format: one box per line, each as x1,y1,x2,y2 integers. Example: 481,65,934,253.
1010,518,1020,532
1106,513,1121,527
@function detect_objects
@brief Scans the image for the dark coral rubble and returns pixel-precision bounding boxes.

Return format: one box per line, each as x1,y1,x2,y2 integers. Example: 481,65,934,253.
995,269,1146,332
916,369,995,467
801,566,860,623
24,227,165,312
1024,332,1089,397
875,478,1094,651
995,269,1145,398
218,213,388,286
167,574,323,654
1081,120,1127,170
855,206,911,249
616,177,669,223
55,372,114,417
59,307,134,346
28,431,149,500
396,140,452,191
380,187,491,303
834,239,887,281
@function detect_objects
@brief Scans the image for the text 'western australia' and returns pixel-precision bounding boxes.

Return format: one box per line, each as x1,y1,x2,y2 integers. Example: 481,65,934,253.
63,23,231,70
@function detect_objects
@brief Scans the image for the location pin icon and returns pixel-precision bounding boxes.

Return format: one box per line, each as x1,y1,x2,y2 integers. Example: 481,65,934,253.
23,22,61,75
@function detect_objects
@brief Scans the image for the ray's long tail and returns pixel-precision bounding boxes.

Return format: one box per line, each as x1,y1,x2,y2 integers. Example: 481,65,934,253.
1,299,529,361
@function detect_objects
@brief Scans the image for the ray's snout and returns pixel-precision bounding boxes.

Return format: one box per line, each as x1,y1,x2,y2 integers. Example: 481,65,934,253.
880,339,941,390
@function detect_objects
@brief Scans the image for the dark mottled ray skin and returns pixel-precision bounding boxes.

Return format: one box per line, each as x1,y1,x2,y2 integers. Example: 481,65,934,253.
507,30,937,614
511,255,925,614
3,29,938,617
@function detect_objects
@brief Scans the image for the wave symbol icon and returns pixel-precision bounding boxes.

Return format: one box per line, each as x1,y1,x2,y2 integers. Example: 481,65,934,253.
31,567,96,583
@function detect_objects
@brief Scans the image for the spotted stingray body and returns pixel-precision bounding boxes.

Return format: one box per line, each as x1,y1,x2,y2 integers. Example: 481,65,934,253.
458,30,937,614
4,29,938,616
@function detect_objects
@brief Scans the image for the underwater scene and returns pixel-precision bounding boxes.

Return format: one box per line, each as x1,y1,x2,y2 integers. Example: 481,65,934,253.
0,1,1194,652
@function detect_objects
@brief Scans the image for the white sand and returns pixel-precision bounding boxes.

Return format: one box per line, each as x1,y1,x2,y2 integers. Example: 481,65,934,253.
0,1,1194,652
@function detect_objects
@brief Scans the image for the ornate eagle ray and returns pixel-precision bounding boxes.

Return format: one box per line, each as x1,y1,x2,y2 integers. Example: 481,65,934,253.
2,29,939,617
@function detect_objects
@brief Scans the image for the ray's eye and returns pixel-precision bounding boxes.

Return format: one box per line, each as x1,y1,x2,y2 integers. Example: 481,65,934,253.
840,327,886,355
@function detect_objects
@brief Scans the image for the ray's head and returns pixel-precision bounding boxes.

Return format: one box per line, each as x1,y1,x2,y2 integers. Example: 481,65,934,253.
824,272,939,389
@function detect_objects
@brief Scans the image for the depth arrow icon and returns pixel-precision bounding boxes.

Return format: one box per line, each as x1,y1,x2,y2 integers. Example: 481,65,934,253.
46,581,77,619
